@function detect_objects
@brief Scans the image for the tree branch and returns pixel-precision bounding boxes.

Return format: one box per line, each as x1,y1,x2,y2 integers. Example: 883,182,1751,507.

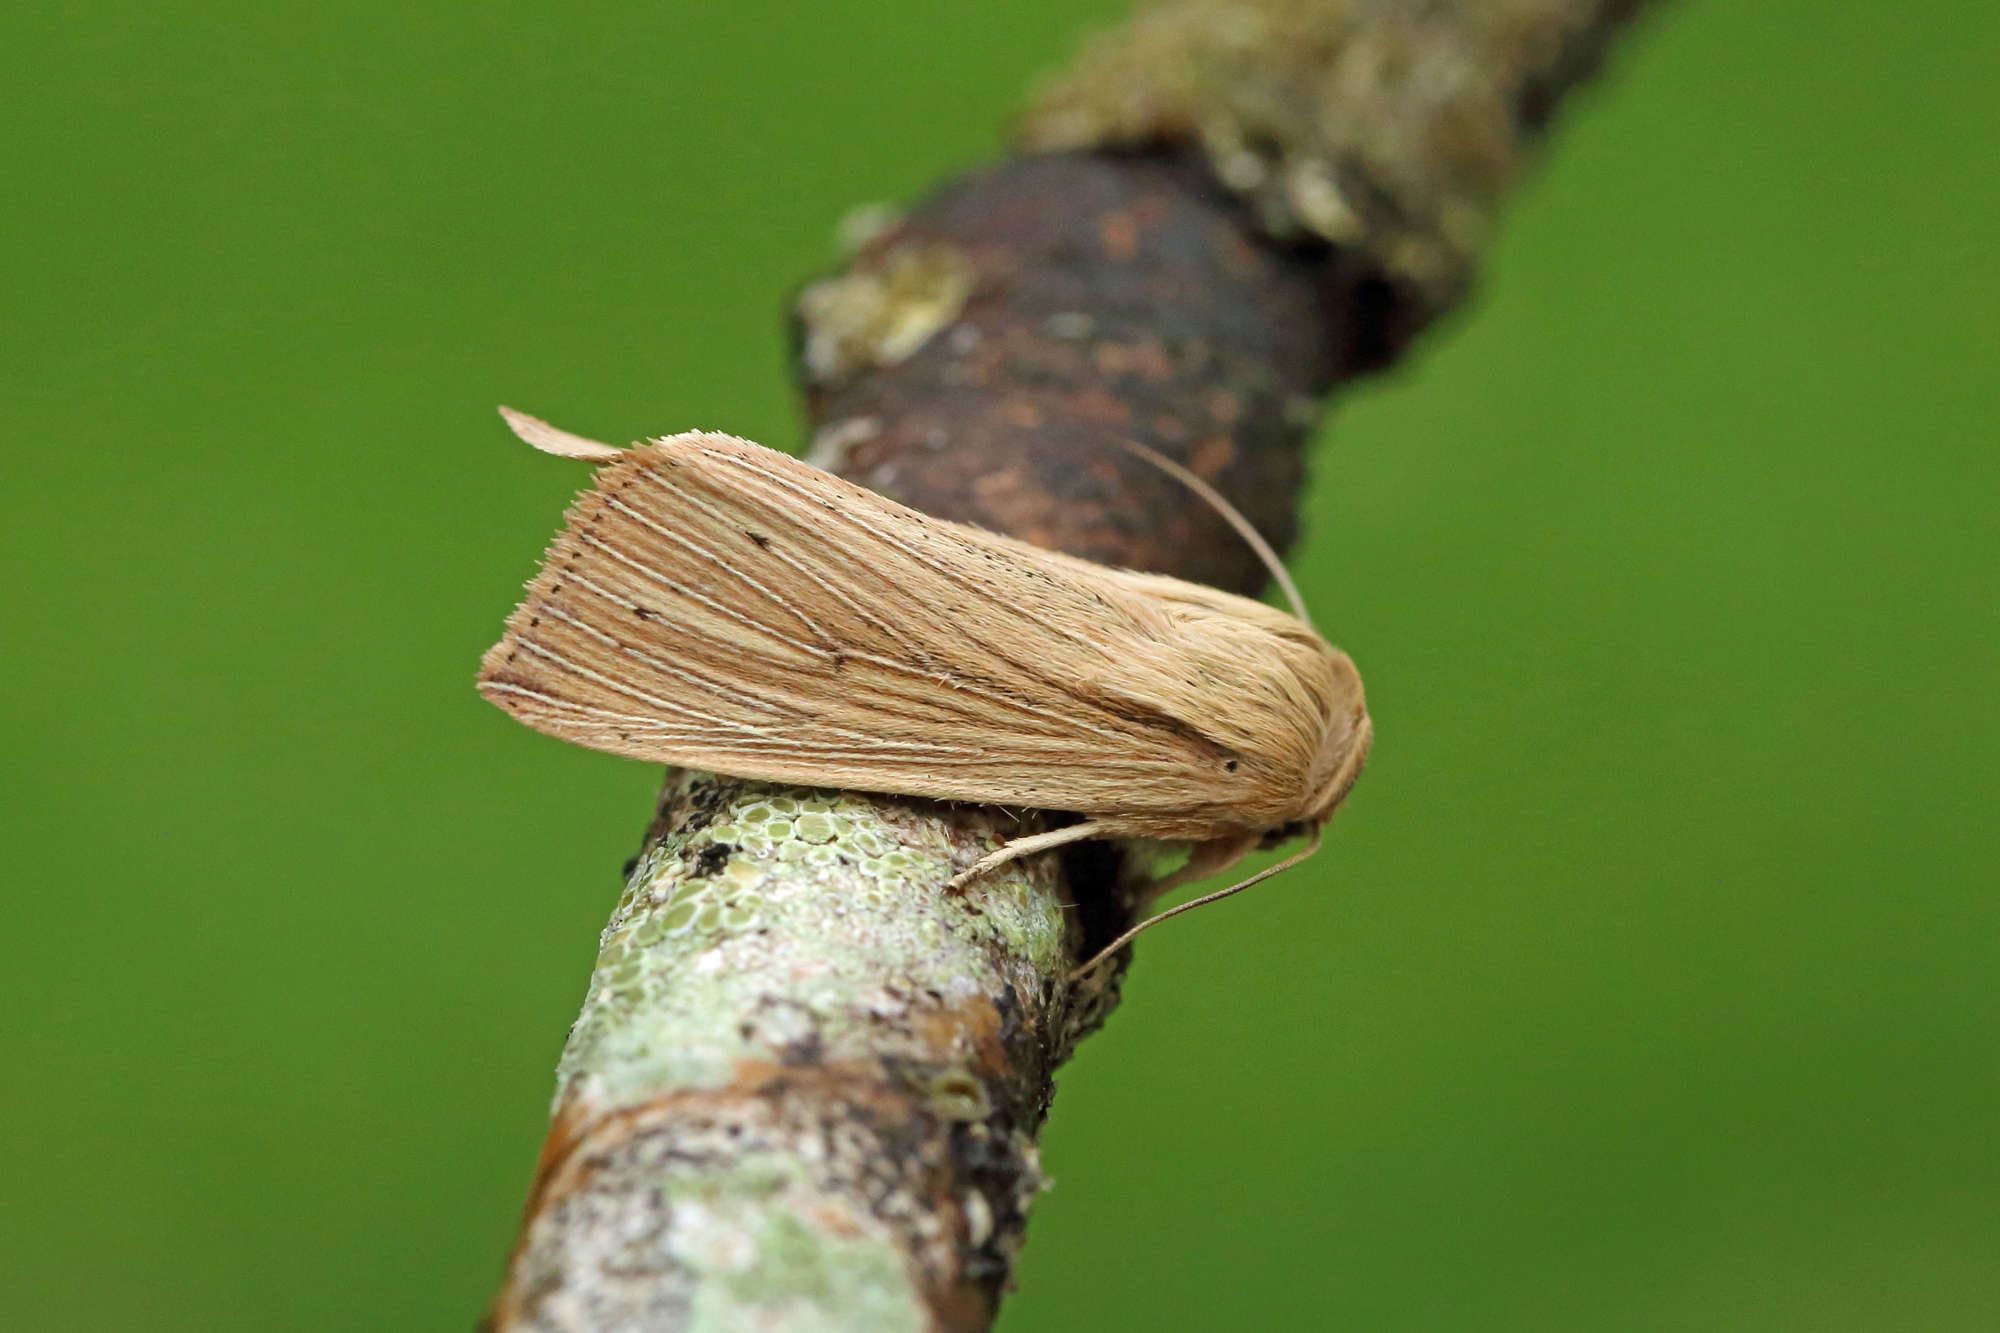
485,2,1656,1327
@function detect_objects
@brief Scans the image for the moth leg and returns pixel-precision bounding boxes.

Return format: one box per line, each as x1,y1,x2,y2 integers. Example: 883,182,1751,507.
944,820,1114,893
1133,833,1262,902
1070,822,1327,985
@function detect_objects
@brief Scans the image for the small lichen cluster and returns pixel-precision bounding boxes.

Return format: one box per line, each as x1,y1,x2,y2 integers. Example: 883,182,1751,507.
555,780,1067,1111
794,242,976,386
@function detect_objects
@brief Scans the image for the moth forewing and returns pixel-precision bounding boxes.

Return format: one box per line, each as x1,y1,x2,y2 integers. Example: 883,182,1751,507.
496,406,625,462
479,417,1371,954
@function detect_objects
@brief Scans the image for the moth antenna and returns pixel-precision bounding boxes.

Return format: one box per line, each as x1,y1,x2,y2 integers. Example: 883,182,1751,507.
1116,438,1313,627
498,405,625,463
1068,822,1326,984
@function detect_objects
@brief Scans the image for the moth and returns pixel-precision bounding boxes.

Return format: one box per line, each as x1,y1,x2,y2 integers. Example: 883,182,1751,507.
479,409,1371,977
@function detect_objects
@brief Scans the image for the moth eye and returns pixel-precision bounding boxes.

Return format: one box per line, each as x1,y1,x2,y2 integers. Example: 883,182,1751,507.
1223,759,1240,773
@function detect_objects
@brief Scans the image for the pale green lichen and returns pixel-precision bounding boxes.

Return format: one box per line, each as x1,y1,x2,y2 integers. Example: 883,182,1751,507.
656,1158,926,1333
695,1204,924,1333
512,1138,932,1333
794,242,976,385
555,780,1067,1111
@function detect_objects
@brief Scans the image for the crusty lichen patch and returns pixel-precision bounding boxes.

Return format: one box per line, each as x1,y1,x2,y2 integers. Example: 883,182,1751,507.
1017,0,1611,305
679,1163,927,1333
506,1103,936,1333
556,778,1068,1112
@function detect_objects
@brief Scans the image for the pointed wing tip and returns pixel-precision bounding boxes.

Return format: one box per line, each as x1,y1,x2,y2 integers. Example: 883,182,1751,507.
496,405,625,462
473,640,521,698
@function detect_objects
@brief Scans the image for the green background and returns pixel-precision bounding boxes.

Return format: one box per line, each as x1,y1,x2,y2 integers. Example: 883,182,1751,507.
4,3,1994,1328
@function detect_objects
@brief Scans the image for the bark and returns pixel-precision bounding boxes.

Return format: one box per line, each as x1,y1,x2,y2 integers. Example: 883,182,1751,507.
485,2,1656,1328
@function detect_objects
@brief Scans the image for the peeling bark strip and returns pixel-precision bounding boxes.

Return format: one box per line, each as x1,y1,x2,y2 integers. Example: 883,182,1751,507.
488,1,1654,1327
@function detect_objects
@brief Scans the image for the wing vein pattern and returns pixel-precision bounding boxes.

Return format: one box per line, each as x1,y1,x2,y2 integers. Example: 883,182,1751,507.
479,432,1355,835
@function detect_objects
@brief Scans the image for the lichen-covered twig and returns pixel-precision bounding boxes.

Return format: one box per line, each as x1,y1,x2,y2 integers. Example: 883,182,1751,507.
486,2,1655,1327
486,776,1080,1331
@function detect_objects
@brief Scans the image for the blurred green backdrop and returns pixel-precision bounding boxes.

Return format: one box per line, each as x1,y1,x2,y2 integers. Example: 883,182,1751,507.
3,2,1994,1328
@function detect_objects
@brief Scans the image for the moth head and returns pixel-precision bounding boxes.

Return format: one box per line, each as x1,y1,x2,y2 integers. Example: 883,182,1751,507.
1303,657,1372,826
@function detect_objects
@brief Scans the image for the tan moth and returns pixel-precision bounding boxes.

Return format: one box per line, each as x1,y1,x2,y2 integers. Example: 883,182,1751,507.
478,409,1371,978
